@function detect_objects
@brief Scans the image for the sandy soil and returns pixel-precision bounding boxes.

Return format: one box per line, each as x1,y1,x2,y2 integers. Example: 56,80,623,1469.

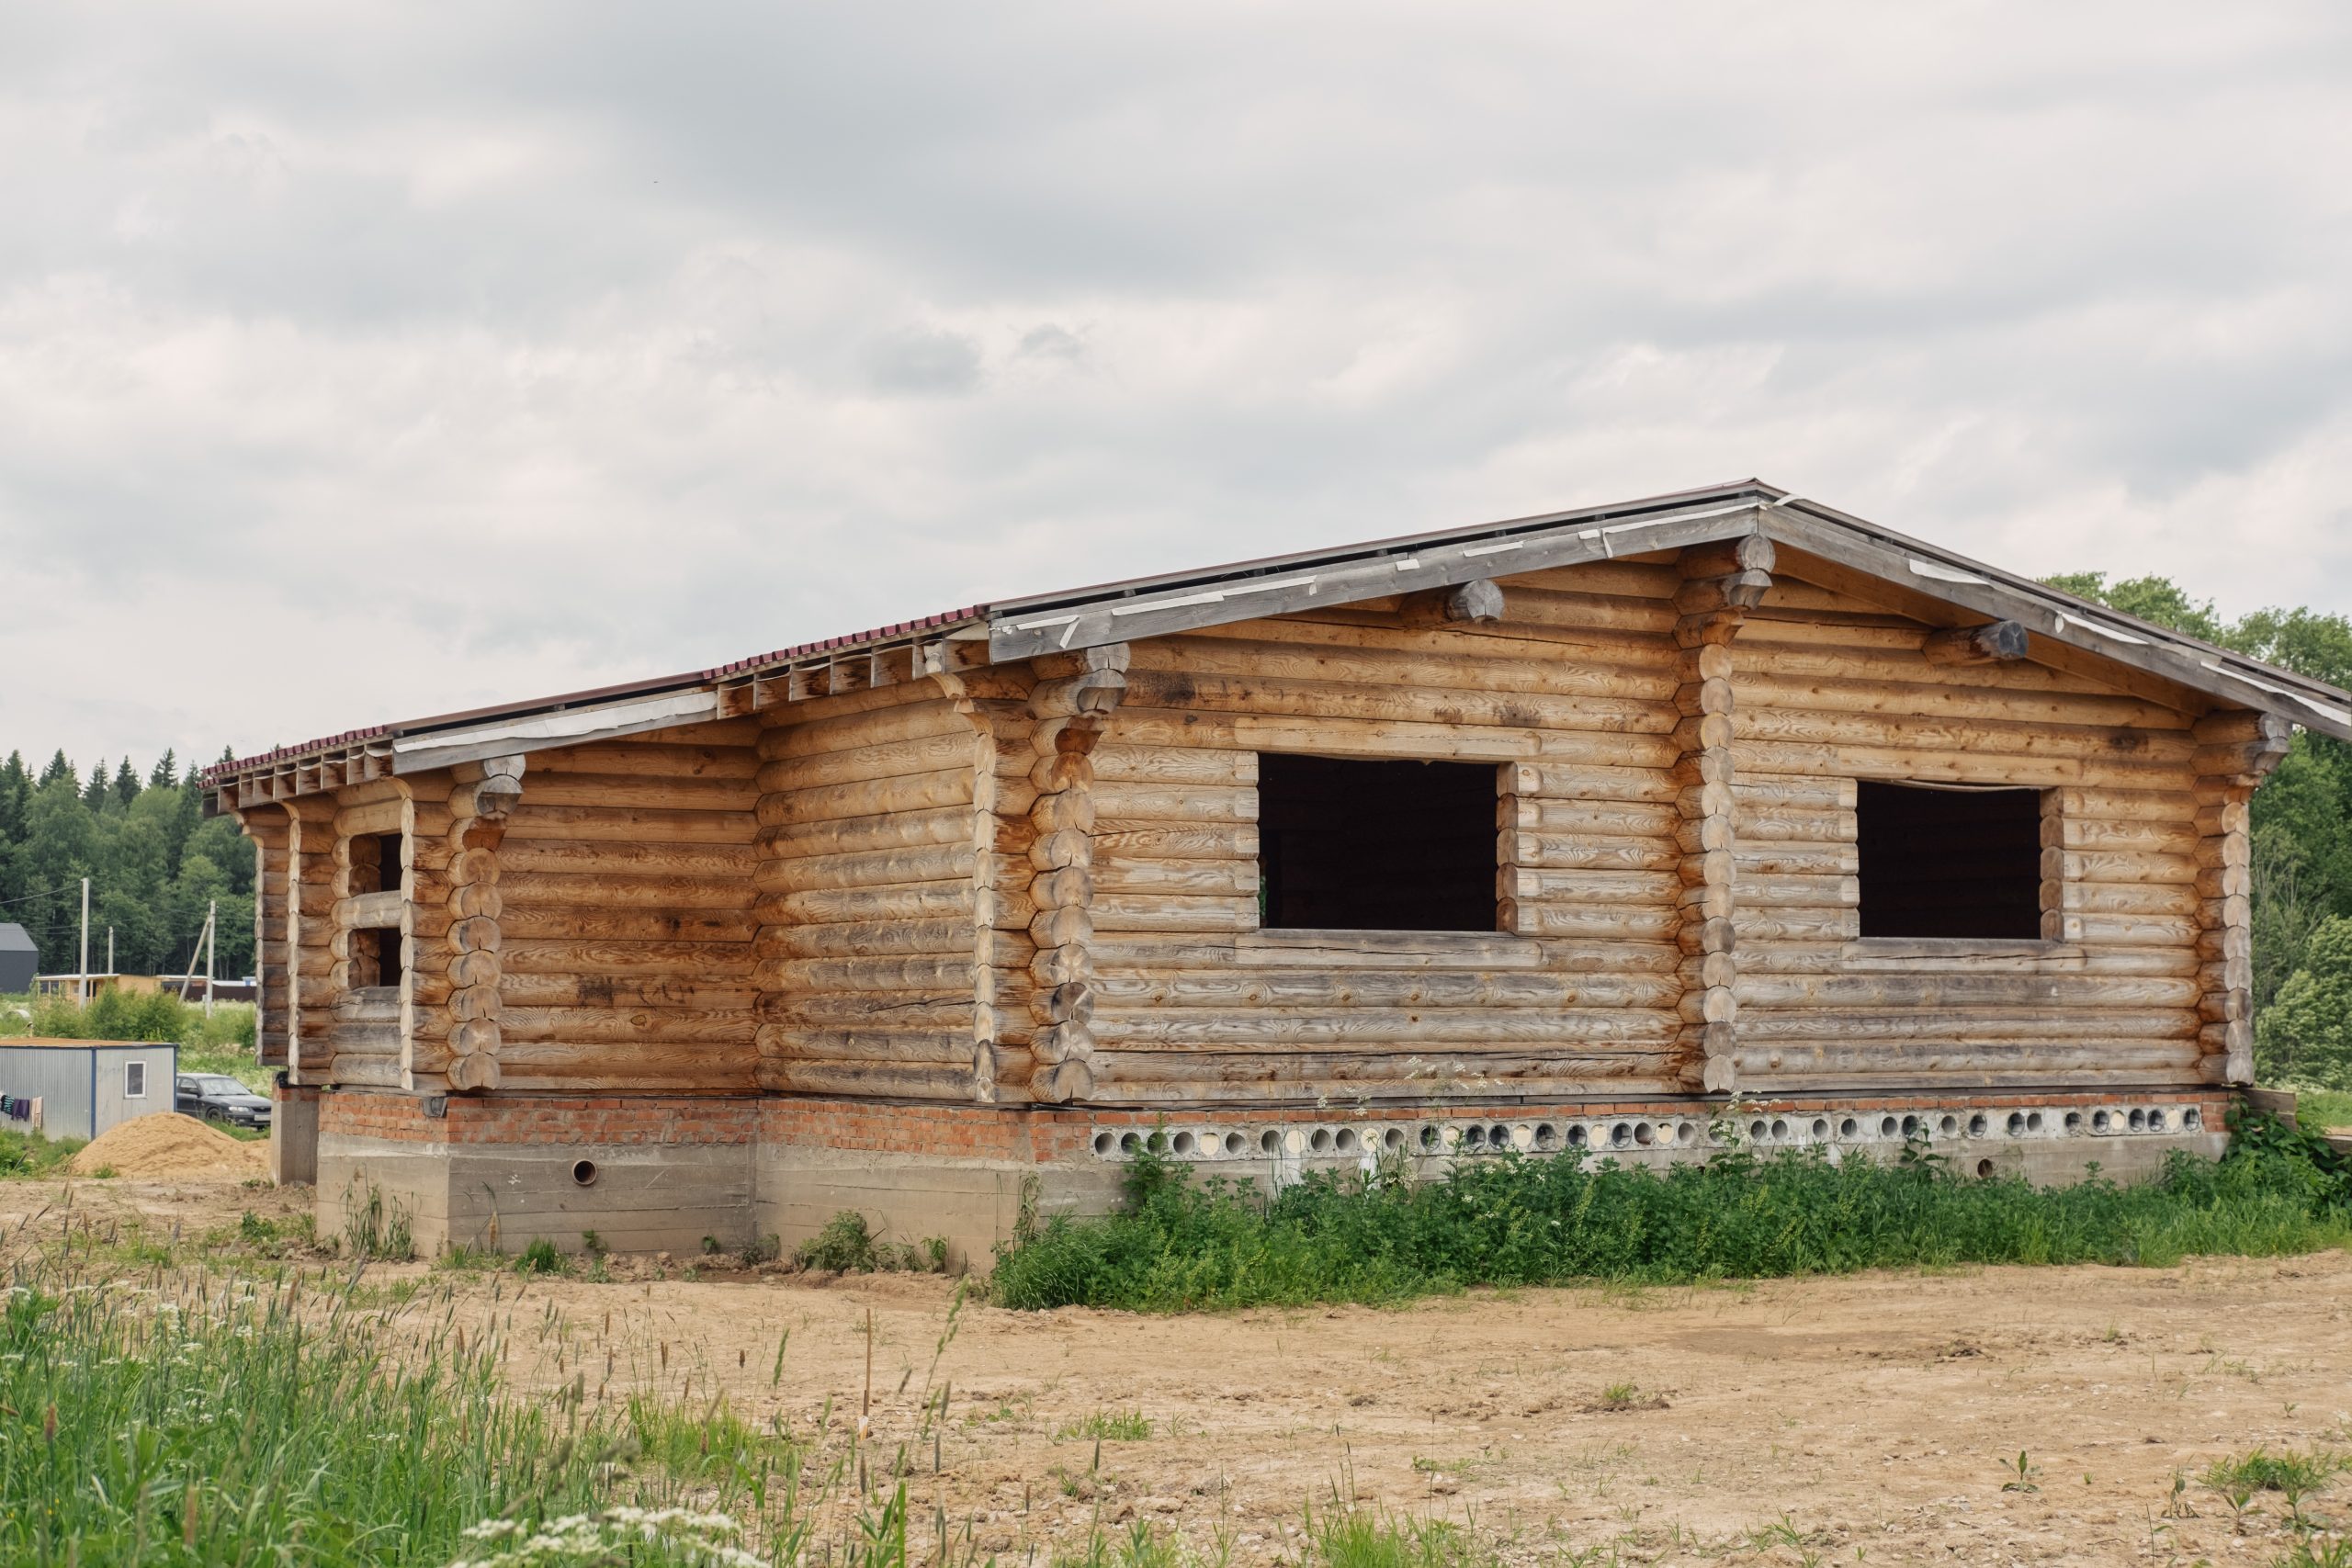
7,1177,2352,1565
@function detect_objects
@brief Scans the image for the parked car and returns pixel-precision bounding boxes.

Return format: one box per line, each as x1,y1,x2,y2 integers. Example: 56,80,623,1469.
175,1074,272,1131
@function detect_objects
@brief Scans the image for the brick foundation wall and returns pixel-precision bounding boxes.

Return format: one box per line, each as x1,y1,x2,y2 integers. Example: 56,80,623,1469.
306,1086,2244,1264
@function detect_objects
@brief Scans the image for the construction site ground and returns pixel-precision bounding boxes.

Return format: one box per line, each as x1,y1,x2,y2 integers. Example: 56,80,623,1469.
8,1174,2351,1566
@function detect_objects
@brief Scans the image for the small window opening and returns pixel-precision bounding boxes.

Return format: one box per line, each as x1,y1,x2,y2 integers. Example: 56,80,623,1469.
124,1060,147,1099
1857,782,2043,939
353,926,405,991
1258,753,1497,931
353,831,405,896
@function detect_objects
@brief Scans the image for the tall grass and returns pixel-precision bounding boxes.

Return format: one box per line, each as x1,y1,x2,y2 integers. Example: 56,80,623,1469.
0,1252,925,1566
990,1111,2352,1313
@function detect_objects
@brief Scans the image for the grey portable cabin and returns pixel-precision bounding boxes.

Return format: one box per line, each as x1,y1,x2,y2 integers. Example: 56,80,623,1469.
0,1039,178,1143
0,924,34,995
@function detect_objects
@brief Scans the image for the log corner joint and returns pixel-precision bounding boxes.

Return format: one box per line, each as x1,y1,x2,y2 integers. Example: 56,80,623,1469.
443,755,526,1094
1670,535,1773,1096
2191,710,2291,1088
1023,644,1129,1106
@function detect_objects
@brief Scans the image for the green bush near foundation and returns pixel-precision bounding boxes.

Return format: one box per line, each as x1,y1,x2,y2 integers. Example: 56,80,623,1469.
989,1111,2352,1313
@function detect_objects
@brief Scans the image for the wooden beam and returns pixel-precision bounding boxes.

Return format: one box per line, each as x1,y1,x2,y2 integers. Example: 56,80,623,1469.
1923,620,2030,666
1396,578,1506,627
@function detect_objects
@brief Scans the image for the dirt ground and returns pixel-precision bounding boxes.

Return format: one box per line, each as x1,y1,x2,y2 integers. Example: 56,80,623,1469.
10,1177,2352,1565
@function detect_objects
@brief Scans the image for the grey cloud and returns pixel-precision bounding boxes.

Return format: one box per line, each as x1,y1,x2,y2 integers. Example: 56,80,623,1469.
3,0,2350,766
865,327,982,395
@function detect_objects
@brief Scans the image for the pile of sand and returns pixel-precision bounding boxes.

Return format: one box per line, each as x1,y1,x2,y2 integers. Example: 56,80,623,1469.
67,1113,268,1180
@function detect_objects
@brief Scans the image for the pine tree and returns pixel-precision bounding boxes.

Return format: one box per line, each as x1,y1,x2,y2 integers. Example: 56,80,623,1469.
0,752,28,843
149,750,177,789
39,750,72,790
81,761,109,814
112,758,139,809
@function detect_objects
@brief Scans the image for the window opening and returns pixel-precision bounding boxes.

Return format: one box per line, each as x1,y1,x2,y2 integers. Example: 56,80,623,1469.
1257,753,1497,931
1855,782,2044,939
352,926,405,991
353,831,405,896
124,1060,147,1099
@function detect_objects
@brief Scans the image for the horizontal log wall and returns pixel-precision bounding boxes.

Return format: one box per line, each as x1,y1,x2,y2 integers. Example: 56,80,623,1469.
436,723,763,1093
754,687,983,1100
1730,574,2207,1091
1087,559,1690,1106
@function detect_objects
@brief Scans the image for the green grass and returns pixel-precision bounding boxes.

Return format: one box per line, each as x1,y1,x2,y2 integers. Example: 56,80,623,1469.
0,1247,1006,1566
989,1111,2352,1313
0,1264,742,1563
0,1128,85,1179
2291,1087,2352,1134
1307,1504,1497,1568
1055,1409,1154,1442
793,1211,950,1274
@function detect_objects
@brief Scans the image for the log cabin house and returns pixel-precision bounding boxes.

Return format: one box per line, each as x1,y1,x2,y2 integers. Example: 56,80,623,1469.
204,482,2352,1258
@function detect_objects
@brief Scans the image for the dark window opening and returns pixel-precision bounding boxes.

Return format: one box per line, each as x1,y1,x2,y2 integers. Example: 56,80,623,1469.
1258,753,1498,931
352,831,405,896
1856,782,2044,940
353,926,405,990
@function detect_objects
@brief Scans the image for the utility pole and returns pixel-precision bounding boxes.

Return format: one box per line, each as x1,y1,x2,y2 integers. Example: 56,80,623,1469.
204,898,218,1017
78,877,90,1005
176,908,210,1011
107,927,115,978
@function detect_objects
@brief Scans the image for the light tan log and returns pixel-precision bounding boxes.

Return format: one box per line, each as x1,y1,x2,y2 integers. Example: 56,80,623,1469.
754,916,976,961
495,838,756,875
754,1024,972,1064
1089,968,1680,1010
754,769,972,828
527,742,760,778
756,805,971,860
503,806,752,843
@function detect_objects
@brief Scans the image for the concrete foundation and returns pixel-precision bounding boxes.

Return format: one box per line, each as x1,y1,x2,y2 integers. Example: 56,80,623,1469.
308,1088,2239,1265
270,1077,320,1186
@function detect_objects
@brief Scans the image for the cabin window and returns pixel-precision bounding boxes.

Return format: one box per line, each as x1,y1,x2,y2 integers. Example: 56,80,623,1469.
124,1060,147,1099
352,831,405,895
1856,782,2045,940
1257,753,1498,931
352,926,405,991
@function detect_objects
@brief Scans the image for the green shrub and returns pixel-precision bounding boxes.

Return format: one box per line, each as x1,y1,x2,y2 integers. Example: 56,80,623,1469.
989,1111,2352,1313
795,1211,880,1272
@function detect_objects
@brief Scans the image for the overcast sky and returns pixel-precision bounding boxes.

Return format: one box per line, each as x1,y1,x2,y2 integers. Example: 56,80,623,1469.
6,2,2350,773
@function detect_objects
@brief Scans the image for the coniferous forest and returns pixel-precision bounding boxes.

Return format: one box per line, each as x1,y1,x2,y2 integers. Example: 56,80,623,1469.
0,750,255,983
3,574,2351,1088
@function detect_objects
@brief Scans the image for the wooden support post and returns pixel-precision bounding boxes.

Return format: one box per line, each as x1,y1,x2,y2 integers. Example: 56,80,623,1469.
2192,709,2291,1086
1670,534,1773,1095
1922,620,2030,665
285,796,339,1085
442,756,525,1094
